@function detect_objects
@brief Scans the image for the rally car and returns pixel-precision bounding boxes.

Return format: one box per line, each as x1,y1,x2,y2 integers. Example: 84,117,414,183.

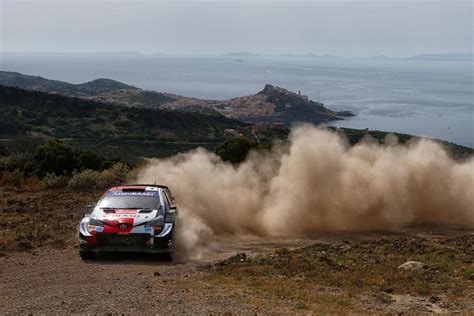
78,184,177,260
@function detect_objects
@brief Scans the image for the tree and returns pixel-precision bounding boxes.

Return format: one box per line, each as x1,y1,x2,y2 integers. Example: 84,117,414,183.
33,140,79,176
215,137,257,164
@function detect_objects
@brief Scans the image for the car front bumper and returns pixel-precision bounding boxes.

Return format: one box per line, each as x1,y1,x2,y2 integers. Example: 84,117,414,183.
79,223,174,253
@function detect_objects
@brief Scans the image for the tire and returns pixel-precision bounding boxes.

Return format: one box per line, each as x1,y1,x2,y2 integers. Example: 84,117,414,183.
79,250,96,260
162,251,174,262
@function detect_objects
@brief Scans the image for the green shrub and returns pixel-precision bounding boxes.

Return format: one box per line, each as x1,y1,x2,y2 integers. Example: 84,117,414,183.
33,140,79,176
97,162,131,189
2,152,36,174
67,163,132,191
42,173,69,189
68,169,101,191
77,151,104,170
215,137,258,164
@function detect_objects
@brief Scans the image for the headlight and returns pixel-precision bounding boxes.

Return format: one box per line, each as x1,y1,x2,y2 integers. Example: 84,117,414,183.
145,216,164,227
165,207,177,223
165,213,175,223
88,217,104,227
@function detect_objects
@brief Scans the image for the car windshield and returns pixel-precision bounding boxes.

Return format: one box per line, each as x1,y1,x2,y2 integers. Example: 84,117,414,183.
97,191,161,209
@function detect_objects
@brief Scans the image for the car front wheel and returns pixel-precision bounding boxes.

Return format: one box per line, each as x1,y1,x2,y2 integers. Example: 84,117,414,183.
79,250,96,260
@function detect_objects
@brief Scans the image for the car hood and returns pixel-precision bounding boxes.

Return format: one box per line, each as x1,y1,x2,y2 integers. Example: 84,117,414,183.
92,208,161,227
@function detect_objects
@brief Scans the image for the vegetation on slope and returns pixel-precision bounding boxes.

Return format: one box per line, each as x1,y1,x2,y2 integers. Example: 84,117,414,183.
0,71,135,97
205,235,474,313
0,72,352,124
0,85,250,157
0,71,175,108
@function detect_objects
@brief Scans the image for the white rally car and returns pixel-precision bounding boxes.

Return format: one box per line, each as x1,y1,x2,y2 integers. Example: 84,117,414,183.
78,184,177,260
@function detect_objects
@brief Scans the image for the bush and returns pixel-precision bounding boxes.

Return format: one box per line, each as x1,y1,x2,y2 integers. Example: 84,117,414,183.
68,163,131,191
97,162,130,189
23,176,45,191
1,170,25,187
68,169,101,191
42,173,69,189
215,137,258,164
33,140,79,177
77,151,104,170
2,152,36,174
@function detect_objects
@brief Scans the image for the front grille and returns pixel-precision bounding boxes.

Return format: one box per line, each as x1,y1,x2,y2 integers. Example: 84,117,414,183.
96,233,150,248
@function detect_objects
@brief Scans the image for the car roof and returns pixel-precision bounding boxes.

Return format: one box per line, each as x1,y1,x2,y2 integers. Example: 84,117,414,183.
109,184,170,191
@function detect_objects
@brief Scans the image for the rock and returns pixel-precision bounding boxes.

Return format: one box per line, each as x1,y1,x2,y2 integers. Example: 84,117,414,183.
153,271,161,277
262,84,276,94
382,287,394,294
237,252,247,261
398,261,425,271
469,273,474,281
336,110,355,117
334,244,352,253
375,292,393,305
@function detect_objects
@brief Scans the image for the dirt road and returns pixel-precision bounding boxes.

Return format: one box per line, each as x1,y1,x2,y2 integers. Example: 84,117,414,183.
0,237,312,314
1,230,473,314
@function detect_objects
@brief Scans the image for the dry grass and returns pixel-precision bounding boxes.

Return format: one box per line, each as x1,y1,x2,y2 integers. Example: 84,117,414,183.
203,235,474,313
0,187,98,252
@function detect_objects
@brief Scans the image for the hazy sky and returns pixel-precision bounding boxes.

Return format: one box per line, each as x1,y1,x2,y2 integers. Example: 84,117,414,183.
1,0,473,57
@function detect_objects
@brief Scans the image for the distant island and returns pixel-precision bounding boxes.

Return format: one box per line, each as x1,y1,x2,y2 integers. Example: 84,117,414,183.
406,53,473,61
4,51,472,61
218,52,473,61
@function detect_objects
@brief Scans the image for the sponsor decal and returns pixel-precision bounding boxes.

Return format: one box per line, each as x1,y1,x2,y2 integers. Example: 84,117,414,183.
105,214,140,218
107,191,159,197
115,209,137,214
95,226,104,232
144,227,153,233
145,186,159,191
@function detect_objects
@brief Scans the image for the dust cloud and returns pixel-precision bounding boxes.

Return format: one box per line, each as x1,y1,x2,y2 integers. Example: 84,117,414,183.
135,125,474,258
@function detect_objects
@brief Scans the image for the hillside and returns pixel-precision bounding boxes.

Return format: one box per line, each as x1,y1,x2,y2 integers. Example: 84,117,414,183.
215,84,353,125
161,84,353,126
0,72,352,125
0,71,176,108
0,71,136,97
0,85,250,157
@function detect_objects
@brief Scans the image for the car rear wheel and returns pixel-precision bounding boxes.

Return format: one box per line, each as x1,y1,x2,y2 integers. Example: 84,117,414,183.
79,250,96,260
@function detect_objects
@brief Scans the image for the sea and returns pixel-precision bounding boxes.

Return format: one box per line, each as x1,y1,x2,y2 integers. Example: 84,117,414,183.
1,53,473,147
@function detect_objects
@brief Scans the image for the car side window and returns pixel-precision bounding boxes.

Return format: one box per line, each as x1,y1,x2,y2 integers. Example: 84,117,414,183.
162,192,170,211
